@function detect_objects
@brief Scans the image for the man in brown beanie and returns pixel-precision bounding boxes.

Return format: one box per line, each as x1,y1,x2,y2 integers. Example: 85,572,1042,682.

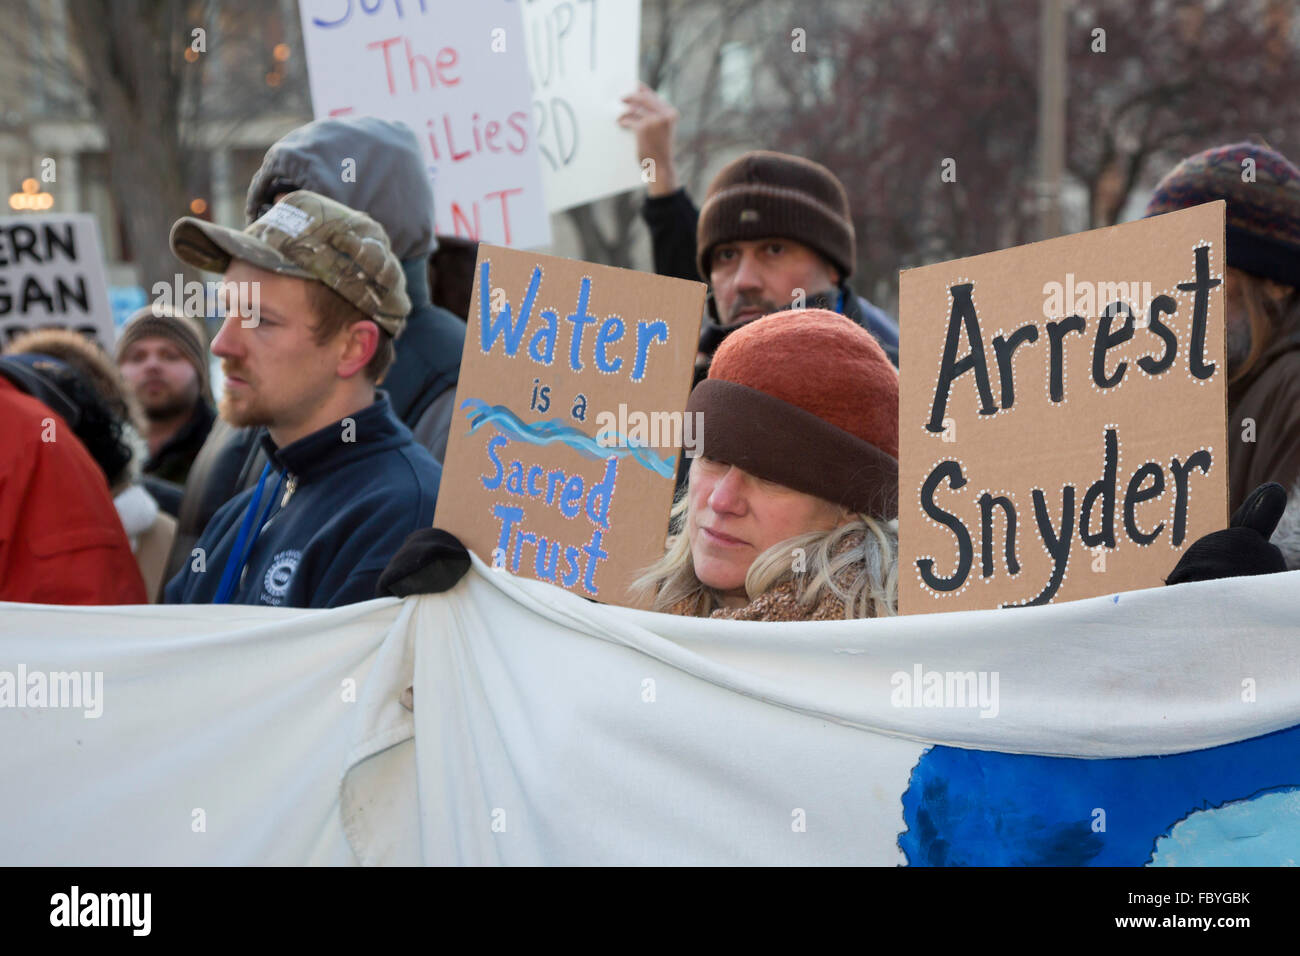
619,84,898,375
116,305,216,489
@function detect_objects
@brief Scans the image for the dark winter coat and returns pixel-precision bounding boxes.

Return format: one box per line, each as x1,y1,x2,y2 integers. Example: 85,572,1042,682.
142,400,215,488
1228,325,1300,570
1228,326,1300,511
164,396,440,609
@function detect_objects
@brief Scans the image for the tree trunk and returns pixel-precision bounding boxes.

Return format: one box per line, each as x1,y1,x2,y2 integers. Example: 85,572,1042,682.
66,0,197,291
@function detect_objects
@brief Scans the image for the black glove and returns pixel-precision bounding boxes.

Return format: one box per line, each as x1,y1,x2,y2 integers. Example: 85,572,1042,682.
376,528,472,597
1166,482,1288,585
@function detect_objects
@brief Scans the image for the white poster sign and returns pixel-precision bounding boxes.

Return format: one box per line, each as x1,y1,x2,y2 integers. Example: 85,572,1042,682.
298,0,552,249
0,214,114,348
523,0,643,211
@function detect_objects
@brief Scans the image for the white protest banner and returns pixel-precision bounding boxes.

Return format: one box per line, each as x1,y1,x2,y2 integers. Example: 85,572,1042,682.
7,566,1300,865
0,214,114,349
523,0,643,211
298,0,552,249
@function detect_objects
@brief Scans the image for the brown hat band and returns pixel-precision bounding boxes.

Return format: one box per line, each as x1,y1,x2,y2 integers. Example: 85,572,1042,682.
686,378,898,519
696,181,856,281
699,182,854,235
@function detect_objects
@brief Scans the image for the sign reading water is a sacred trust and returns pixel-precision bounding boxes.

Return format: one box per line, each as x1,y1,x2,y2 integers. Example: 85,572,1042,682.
899,201,1228,614
435,245,706,607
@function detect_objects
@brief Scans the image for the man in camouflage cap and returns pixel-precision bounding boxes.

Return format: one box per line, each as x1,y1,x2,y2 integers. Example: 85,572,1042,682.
164,190,443,608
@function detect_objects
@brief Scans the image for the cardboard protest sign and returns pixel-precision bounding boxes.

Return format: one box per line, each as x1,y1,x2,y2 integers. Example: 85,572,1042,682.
435,244,706,606
523,0,643,211
298,0,551,249
898,201,1228,614
0,214,114,348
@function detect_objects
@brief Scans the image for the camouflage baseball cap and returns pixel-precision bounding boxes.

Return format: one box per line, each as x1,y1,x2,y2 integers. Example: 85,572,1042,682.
169,189,410,337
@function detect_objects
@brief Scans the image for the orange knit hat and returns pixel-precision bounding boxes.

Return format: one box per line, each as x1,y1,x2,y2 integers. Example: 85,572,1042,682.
686,309,899,517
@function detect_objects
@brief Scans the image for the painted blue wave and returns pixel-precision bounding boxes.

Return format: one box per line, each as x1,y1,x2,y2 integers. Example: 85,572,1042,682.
460,398,676,479
899,722,1300,866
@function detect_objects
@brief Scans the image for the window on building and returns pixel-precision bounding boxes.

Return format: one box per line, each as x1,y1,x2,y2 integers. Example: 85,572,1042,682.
719,42,754,110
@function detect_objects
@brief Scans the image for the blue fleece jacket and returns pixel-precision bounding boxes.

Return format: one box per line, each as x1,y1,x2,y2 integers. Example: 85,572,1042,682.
164,394,440,608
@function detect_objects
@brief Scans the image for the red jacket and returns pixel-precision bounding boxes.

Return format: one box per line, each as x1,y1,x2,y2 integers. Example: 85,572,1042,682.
0,377,146,605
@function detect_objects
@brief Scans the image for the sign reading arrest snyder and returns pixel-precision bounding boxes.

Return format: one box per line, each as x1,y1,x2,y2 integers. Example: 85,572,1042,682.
898,201,1228,614
435,245,706,607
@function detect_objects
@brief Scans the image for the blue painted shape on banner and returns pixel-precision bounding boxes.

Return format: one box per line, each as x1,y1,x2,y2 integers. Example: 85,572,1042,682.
899,722,1300,866
460,397,675,479
1149,786,1300,865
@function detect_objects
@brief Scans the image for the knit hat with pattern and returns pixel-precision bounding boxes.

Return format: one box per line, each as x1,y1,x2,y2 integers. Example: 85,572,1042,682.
1145,142,1300,287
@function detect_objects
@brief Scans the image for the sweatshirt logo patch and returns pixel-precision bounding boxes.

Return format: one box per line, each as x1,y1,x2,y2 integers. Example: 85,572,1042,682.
262,550,301,604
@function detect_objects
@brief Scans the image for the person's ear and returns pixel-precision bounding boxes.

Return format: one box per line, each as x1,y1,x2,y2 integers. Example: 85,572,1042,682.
820,254,841,288
338,320,379,379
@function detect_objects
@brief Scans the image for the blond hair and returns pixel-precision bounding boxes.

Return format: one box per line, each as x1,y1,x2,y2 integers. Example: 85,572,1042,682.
632,492,898,619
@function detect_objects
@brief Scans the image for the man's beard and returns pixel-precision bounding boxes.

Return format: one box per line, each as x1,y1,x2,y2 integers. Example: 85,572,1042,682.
217,360,272,428
723,294,780,325
218,389,272,428
723,288,837,325
139,385,196,422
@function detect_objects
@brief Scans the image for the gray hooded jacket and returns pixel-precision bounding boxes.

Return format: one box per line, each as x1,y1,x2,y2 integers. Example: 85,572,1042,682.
247,116,435,261
245,115,465,448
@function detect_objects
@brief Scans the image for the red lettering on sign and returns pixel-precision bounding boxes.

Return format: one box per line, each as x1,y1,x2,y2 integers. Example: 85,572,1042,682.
366,36,403,95
485,188,523,246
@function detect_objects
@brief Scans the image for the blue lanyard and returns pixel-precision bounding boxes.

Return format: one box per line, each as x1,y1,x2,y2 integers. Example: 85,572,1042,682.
214,462,287,604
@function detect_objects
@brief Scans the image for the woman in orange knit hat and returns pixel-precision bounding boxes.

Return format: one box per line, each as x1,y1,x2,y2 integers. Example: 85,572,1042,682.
634,309,899,621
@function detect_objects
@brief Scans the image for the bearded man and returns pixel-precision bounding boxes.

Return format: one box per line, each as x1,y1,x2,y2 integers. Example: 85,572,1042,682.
116,305,216,487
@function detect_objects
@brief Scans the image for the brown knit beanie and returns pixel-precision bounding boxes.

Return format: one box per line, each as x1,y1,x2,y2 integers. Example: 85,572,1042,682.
115,305,213,404
696,151,856,281
686,309,898,518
